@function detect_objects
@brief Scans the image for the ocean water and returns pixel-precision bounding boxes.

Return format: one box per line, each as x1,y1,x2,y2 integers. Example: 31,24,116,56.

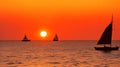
0,40,120,67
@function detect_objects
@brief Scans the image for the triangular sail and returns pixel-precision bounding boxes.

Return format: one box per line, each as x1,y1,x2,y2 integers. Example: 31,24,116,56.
22,34,30,41
53,34,58,41
97,22,112,45
23,35,28,40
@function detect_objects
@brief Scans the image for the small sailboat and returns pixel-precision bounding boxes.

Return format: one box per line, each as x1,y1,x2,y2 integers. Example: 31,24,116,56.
53,34,59,41
95,16,119,51
22,34,31,41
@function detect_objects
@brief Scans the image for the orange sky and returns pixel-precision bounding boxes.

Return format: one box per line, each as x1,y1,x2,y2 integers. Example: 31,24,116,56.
0,0,120,40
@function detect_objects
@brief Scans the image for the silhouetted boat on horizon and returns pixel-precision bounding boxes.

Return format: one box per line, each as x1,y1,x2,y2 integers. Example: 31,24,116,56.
94,16,119,51
22,35,31,42
53,34,59,41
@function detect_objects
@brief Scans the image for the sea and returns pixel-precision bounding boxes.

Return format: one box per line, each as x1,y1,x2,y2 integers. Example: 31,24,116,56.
0,40,120,67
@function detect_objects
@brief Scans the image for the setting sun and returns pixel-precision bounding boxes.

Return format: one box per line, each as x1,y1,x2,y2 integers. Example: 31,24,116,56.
40,31,47,38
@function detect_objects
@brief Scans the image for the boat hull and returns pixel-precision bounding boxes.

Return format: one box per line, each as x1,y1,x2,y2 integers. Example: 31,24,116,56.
53,40,58,41
94,47,119,51
22,40,31,42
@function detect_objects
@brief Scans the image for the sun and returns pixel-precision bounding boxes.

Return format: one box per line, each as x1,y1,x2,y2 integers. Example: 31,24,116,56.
40,31,47,38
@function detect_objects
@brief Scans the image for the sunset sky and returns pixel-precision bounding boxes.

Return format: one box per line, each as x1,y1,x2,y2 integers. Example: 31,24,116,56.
0,0,120,40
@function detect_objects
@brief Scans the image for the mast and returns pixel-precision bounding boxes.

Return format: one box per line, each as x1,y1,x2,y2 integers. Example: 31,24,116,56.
110,15,113,47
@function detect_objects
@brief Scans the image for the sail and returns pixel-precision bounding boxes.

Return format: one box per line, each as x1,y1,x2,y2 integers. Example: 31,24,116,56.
24,35,28,40
97,22,112,45
53,34,58,41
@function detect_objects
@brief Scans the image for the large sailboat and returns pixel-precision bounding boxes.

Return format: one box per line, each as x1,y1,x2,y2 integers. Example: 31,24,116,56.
53,34,59,41
94,16,119,51
22,34,31,42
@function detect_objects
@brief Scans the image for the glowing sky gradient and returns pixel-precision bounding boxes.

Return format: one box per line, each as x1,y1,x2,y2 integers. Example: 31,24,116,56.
0,0,120,40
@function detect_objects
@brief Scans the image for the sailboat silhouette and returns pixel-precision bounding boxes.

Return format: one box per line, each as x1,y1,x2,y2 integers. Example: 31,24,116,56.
95,16,119,51
22,34,31,41
53,34,59,41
